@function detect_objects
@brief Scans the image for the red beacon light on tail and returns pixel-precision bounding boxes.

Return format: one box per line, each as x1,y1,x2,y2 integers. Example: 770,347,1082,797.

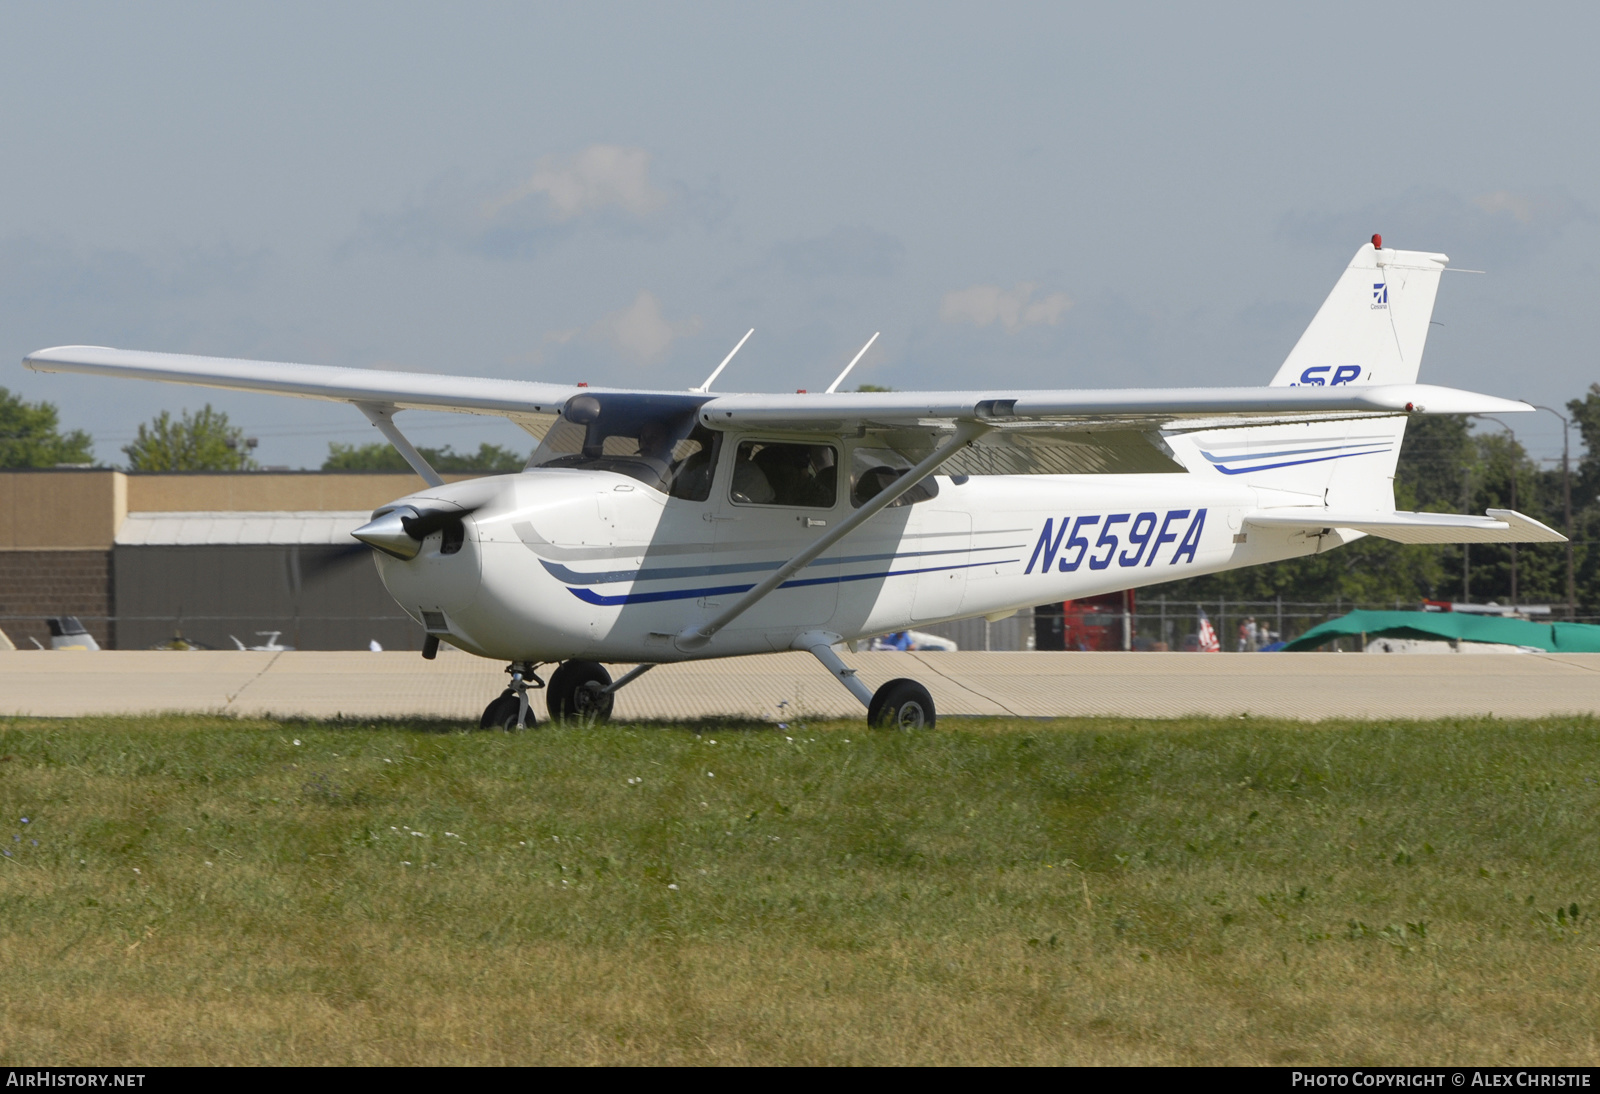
1371,233,1382,250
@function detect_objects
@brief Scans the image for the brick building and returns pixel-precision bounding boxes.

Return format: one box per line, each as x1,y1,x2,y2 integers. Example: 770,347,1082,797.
0,469,477,651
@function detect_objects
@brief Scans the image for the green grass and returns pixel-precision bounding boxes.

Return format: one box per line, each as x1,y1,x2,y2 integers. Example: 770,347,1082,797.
1,714,1598,1065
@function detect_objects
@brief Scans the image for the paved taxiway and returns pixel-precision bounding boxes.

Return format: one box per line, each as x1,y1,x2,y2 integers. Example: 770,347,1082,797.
3,649,1599,720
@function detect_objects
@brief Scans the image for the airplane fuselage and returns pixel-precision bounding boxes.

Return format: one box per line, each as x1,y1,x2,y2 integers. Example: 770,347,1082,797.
373,456,1345,664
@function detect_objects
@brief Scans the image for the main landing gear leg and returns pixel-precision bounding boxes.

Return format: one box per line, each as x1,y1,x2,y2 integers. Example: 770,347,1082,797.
796,631,937,730
603,662,655,697
798,632,874,707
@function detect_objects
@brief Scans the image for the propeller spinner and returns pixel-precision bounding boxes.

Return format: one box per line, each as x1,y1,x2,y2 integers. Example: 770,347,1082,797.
352,505,481,560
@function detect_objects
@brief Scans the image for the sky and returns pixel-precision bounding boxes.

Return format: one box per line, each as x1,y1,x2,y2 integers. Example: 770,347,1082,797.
1,1,1596,469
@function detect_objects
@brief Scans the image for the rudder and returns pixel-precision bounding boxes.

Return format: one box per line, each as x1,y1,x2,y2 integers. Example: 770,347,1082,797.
1270,237,1449,389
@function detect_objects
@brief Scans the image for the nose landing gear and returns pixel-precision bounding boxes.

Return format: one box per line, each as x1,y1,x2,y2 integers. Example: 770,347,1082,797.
479,660,658,730
480,662,545,731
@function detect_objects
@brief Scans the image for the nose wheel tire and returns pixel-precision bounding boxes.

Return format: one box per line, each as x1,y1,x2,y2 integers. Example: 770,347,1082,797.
547,660,615,722
480,689,531,731
868,678,935,730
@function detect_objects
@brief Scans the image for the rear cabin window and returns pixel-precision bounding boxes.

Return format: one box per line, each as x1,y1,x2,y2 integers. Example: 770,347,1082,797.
729,441,838,508
849,446,940,508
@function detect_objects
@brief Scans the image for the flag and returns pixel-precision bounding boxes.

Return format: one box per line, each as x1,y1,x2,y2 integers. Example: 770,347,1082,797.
1196,609,1221,652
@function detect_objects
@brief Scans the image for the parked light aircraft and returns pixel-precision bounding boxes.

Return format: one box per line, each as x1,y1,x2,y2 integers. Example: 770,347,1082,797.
25,236,1564,729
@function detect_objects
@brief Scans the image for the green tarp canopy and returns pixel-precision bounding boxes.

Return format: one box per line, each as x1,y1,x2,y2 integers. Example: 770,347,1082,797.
1280,610,1600,653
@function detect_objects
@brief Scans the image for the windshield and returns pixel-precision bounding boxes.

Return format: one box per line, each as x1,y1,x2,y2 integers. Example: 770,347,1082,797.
527,393,721,500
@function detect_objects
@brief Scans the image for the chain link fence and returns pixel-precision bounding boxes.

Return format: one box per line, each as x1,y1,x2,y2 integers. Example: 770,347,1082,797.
892,598,1596,653
7,599,1591,654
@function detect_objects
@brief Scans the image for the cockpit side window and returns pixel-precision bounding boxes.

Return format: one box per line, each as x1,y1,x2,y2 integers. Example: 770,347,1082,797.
730,440,838,508
525,393,720,499
664,429,721,502
849,445,940,508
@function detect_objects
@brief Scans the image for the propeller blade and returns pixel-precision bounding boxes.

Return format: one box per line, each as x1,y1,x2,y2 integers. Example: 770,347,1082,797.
299,541,374,579
400,504,480,540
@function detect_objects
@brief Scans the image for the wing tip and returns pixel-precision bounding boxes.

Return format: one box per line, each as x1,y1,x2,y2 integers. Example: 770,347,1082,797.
23,345,122,371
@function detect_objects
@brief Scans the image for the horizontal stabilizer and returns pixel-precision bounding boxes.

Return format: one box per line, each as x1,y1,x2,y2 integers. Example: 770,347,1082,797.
1244,507,1566,544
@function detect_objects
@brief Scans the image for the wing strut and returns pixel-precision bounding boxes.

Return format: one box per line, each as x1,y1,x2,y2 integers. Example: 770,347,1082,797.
357,403,443,487
675,420,991,651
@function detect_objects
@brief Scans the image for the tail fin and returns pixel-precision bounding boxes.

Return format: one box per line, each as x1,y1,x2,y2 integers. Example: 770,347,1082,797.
1193,239,1450,512
1270,238,1449,388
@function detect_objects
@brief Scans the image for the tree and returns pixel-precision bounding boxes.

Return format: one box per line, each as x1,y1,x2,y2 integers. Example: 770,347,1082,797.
1567,384,1600,512
1564,385,1600,613
0,387,95,467
855,384,893,392
123,405,258,471
322,441,527,473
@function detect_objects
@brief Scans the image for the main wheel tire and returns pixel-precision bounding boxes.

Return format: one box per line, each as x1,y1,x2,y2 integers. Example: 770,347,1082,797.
867,678,935,730
480,689,532,731
546,660,615,722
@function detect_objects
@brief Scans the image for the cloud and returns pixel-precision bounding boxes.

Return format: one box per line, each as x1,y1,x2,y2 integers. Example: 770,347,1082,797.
1471,189,1584,229
769,226,904,278
344,145,681,261
940,282,1073,333
485,145,666,222
583,290,701,365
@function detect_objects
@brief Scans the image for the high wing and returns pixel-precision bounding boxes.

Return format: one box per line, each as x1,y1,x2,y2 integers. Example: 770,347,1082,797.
23,345,579,440
695,384,1523,428
693,385,1533,475
24,344,1533,476
1244,507,1566,544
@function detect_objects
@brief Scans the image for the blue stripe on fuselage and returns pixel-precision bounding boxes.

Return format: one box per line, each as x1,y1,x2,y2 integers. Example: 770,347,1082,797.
541,542,1025,586
564,557,1015,606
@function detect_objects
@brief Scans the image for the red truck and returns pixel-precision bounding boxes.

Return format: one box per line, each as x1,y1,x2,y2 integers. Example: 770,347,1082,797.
1033,590,1137,651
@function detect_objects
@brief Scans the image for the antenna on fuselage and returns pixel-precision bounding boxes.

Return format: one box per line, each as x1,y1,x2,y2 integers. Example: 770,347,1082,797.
692,328,754,393
825,332,880,394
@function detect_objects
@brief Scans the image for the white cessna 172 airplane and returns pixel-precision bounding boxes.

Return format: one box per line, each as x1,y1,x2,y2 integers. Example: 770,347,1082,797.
25,236,1564,729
